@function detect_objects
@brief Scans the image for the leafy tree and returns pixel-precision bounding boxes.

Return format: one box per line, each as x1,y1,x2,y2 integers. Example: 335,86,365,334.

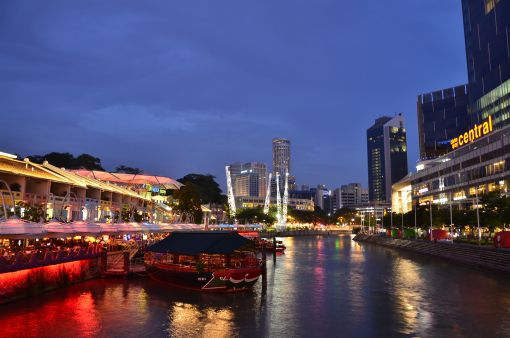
115,165,143,174
288,207,329,224
173,183,203,224
28,152,104,170
288,209,315,223
332,207,357,224
74,154,104,170
235,208,276,225
29,152,75,168
177,174,223,204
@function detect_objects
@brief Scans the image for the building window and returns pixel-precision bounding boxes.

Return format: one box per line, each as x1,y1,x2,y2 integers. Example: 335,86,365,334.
485,0,500,14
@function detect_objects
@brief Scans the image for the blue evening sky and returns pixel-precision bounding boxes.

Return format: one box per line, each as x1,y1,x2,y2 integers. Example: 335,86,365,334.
0,1,467,190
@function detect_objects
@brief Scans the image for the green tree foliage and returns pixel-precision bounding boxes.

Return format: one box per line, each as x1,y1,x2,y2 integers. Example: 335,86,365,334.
235,208,276,225
173,183,203,224
288,206,329,224
332,207,357,224
177,174,223,204
28,152,104,170
115,165,144,174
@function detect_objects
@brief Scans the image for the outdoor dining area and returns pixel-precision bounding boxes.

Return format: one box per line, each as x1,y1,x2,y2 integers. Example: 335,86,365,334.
0,216,205,273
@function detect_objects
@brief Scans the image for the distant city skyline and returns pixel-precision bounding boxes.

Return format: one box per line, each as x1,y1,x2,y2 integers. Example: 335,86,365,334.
0,1,467,192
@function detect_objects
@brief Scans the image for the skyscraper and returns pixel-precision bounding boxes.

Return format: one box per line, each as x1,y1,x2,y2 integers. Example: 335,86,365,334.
462,0,510,130
366,114,408,203
417,85,470,159
272,138,291,177
228,162,267,198
332,183,369,212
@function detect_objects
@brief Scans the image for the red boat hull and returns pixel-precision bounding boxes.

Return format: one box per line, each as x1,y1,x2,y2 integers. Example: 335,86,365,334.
145,264,262,292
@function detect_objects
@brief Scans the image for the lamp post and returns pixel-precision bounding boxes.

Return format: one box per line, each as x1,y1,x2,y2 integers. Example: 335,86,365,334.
449,192,453,236
475,186,481,244
390,208,393,235
414,201,417,239
368,211,372,234
401,210,404,237
429,200,433,241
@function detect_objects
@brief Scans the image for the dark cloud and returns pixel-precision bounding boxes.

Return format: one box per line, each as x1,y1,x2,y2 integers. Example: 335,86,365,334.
0,0,467,190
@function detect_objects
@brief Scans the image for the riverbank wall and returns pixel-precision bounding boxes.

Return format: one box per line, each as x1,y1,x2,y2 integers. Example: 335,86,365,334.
0,257,101,304
353,234,510,274
261,229,352,237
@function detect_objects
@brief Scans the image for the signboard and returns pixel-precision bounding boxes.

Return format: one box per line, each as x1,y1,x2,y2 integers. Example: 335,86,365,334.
451,116,493,150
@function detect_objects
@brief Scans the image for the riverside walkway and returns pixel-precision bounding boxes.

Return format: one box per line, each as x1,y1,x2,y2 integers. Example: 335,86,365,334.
260,228,352,237
354,233,510,274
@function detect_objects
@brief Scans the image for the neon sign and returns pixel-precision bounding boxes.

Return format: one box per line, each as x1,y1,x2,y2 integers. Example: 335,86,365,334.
451,116,493,150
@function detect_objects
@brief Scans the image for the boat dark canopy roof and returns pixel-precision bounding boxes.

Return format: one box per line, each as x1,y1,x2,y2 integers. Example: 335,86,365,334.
146,231,253,255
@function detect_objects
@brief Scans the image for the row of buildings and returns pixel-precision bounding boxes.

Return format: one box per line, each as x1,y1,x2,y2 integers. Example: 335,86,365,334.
369,0,510,220
228,138,370,214
0,152,186,224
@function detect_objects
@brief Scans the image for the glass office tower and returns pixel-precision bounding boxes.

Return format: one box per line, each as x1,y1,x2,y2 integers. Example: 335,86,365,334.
367,114,408,203
417,85,470,159
462,0,510,129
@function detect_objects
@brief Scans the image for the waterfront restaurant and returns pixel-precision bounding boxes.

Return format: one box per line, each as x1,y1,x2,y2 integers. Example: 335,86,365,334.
0,153,152,223
392,122,510,212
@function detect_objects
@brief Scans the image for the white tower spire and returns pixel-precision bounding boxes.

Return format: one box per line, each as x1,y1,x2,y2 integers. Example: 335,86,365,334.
263,173,272,215
225,166,236,219
282,170,289,229
276,173,282,227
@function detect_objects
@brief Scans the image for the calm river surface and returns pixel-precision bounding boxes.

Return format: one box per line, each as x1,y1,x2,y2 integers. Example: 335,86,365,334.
2,235,510,338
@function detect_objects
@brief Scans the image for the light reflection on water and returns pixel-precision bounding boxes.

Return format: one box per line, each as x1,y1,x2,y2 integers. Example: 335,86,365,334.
1,236,510,338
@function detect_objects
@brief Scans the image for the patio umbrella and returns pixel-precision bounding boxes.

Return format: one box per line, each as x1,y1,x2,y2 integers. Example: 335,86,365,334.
43,220,76,237
69,221,102,235
0,217,47,239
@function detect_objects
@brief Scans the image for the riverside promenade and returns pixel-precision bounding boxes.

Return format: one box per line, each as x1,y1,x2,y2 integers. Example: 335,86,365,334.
260,229,352,237
354,233,510,274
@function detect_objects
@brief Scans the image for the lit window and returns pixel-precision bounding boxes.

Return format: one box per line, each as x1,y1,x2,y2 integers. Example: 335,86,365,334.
485,0,500,14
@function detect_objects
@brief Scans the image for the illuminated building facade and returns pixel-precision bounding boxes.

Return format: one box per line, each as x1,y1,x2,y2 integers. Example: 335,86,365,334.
462,0,510,130
0,152,157,223
235,196,314,212
228,162,268,198
332,183,369,212
272,138,291,179
366,114,408,203
411,124,510,207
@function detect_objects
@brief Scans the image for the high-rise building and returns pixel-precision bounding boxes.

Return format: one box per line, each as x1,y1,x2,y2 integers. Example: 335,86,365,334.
417,85,470,160
332,183,369,212
272,138,291,178
462,0,510,130
228,162,267,198
314,185,331,214
366,114,408,203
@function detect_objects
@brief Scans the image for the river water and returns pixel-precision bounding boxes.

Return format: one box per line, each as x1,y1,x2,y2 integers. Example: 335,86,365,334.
1,235,510,338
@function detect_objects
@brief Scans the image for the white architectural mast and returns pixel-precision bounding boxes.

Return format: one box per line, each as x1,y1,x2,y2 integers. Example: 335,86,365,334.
276,173,282,226
225,166,236,219
263,173,272,215
282,171,289,229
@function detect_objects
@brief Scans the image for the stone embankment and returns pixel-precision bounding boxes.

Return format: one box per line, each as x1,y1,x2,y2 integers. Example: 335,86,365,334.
261,229,352,237
353,234,510,274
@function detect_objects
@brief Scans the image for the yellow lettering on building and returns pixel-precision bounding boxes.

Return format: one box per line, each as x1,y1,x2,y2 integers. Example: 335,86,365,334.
451,116,493,150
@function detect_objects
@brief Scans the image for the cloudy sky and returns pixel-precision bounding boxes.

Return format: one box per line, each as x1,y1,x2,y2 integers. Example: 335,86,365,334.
0,1,467,191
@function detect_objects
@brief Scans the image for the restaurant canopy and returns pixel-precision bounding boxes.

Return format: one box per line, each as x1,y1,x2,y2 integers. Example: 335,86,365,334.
0,217,47,239
147,231,253,255
71,170,183,190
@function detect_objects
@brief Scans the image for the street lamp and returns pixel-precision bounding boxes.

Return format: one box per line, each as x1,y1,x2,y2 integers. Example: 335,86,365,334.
429,200,433,241
475,186,481,244
414,201,417,239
